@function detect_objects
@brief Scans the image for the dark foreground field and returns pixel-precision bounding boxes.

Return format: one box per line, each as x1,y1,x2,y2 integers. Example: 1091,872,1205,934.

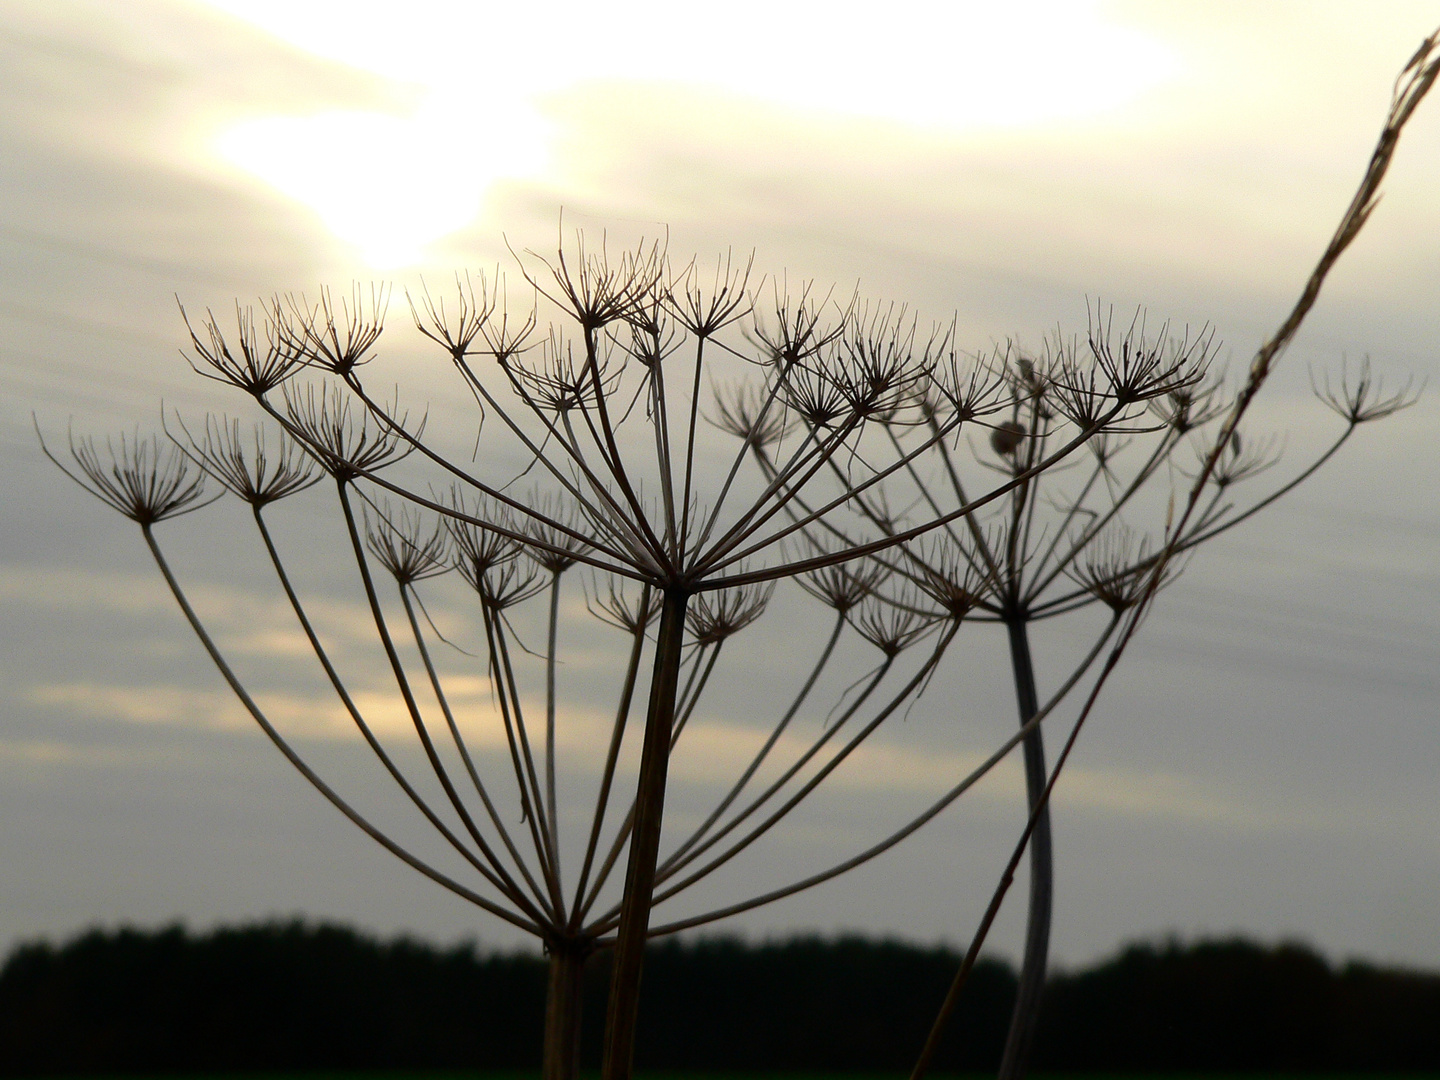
14,1074,1440,1080
5,924,1440,1074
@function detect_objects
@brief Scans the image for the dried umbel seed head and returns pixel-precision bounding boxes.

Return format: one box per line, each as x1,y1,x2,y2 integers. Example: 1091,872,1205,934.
749,280,846,368
686,582,773,645
408,270,496,363
667,250,754,338
169,415,320,508
180,301,306,397
1311,355,1422,425
366,504,449,585
586,575,661,634
41,426,215,526
990,419,1027,456
847,593,938,658
709,382,793,452
797,561,887,614
279,381,415,481
276,284,389,377
911,541,993,620
472,558,546,610
523,492,594,572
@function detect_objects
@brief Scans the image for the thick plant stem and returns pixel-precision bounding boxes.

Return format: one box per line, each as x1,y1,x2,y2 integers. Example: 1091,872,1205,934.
543,940,590,1080
999,616,1052,1080
600,587,689,1080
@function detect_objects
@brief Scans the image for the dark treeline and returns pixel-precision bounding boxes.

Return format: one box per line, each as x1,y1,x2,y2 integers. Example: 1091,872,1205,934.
3,922,1439,1075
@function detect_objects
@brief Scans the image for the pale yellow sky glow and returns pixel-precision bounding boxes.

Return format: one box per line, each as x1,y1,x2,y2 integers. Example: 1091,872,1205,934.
203,0,1180,267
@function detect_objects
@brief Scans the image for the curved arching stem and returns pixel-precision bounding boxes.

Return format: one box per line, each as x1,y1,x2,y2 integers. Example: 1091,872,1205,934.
998,616,1051,1080
251,505,542,917
545,568,563,882
400,585,554,920
336,481,548,914
600,585,690,1080
140,524,540,935
661,609,846,869
569,594,652,927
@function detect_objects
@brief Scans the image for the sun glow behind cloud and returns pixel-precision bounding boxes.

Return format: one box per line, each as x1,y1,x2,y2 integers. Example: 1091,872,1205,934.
203,0,1179,268
216,106,548,269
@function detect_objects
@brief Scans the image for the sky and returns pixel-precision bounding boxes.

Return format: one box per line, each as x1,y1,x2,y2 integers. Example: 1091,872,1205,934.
1,0,1439,974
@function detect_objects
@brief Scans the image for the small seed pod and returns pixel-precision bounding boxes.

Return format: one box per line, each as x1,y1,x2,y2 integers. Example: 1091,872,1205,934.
989,419,1027,456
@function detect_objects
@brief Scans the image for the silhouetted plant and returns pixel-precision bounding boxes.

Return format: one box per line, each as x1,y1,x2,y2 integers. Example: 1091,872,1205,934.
43,235,1187,1080
901,32,1440,1080
40,27,1438,1080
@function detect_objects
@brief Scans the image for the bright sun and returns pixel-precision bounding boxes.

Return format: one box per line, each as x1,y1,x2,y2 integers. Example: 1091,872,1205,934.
204,0,1180,269
216,105,547,270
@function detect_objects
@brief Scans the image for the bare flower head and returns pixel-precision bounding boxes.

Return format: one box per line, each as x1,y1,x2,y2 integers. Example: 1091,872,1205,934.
667,250,754,338
781,354,852,430
180,301,305,397
366,503,449,585
929,346,1011,426
586,575,661,633
797,560,887,613
709,382,793,452
1085,305,1214,405
505,328,621,415
40,425,214,525
169,414,320,507
1150,363,1230,433
409,270,497,362
1200,427,1283,488
749,280,847,369
280,382,414,481
832,304,936,424
1312,355,1423,424
444,491,521,583
911,541,993,620
848,592,938,657
477,291,540,367
523,492,595,572
1065,526,1176,612
621,297,681,373
1083,430,1133,469
277,284,389,377
686,582,773,645
471,557,546,610
523,229,666,330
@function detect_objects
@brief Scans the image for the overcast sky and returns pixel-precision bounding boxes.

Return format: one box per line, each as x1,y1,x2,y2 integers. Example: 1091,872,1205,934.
2,0,1439,973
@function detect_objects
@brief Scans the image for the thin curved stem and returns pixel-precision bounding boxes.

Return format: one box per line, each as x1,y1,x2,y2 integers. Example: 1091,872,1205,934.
661,609,846,870
399,584,554,921
629,624,958,923
337,481,552,915
632,613,1118,939
489,602,566,915
645,653,896,894
568,597,651,928
141,524,540,935
251,505,530,903
478,600,563,914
